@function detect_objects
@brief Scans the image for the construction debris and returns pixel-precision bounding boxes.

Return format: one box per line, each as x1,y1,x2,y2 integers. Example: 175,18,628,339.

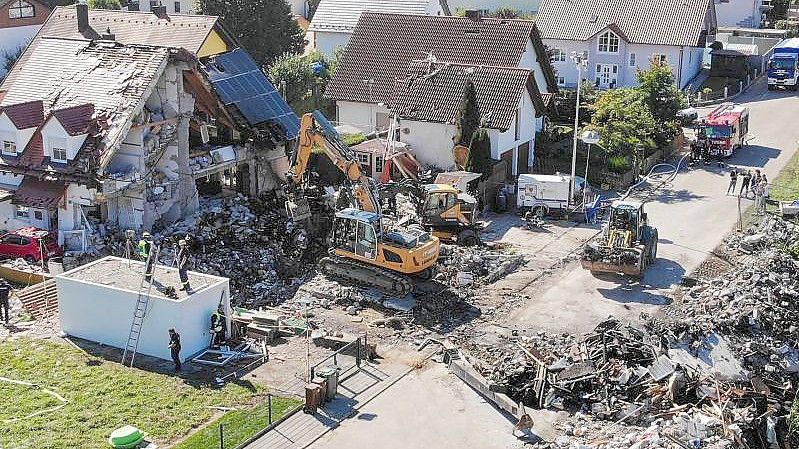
457,215,799,448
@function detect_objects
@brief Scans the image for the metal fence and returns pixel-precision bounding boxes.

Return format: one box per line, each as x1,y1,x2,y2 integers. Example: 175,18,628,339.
696,71,760,106
310,335,368,379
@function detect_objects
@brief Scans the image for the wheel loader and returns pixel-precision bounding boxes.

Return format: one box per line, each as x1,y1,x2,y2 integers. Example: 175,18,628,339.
581,201,658,277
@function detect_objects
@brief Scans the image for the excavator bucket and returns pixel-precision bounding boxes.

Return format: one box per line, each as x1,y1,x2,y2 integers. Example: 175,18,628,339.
286,196,311,222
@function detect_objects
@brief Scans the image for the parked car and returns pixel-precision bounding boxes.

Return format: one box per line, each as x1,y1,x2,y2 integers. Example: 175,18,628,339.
677,107,699,126
0,227,62,263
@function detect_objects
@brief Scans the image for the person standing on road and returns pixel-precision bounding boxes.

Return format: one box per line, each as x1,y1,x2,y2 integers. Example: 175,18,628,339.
168,328,182,372
760,175,770,214
753,181,764,215
754,170,762,190
0,280,11,324
740,170,752,197
727,169,738,195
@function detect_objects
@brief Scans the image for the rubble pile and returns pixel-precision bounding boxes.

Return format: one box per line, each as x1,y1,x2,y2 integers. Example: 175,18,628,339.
461,216,799,448
436,243,525,288
158,194,321,306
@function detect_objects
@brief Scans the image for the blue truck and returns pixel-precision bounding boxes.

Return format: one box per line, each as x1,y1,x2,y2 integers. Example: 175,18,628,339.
768,38,799,91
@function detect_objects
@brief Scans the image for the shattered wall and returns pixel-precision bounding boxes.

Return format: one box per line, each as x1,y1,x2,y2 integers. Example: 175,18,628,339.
104,61,199,232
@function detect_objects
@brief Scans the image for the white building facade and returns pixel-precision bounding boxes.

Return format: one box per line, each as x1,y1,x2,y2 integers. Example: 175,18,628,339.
536,0,717,90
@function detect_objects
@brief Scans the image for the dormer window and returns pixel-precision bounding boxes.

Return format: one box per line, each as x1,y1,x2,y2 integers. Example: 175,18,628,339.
8,0,35,19
49,136,68,163
598,31,620,54
2,140,16,156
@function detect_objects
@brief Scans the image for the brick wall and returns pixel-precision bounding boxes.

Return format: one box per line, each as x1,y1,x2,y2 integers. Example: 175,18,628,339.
0,0,51,29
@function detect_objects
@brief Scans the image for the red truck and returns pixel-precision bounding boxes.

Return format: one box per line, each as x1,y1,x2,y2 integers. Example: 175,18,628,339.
696,103,750,158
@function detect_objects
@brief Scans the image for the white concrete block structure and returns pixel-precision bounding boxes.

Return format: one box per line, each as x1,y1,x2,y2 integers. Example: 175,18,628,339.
56,256,231,363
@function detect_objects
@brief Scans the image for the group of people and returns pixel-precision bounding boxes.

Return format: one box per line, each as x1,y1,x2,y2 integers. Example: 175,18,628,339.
727,168,770,215
136,232,192,292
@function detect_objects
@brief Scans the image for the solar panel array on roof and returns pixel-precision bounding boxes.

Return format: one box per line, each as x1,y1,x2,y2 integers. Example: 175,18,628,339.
203,49,300,140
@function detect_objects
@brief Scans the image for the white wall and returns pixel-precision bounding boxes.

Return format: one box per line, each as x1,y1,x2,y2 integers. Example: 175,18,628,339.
400,119,458,169
288,0,307,17
519,40,553,93
0,112,35,155
448,0,540,13
57,257,230,362
313,31,351,58
546,37,702,89
0,25,38,77
336,100,390,133
39,117,87,162
715,0,761,28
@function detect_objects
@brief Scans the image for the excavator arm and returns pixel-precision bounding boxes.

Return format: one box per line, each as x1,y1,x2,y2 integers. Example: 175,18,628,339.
287,111,381,214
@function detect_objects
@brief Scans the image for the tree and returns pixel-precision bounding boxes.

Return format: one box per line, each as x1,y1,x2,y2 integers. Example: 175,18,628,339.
589,88,657,161
87,0,121,9
199,0,306,67
0,46,25,82
490,8,522,19
268,49,339,116
454,80,480,147
636,65,686,149
466,129,492,180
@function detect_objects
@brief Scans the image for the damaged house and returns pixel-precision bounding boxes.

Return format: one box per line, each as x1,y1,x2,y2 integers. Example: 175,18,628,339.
325,12,558,176
0,5,299,248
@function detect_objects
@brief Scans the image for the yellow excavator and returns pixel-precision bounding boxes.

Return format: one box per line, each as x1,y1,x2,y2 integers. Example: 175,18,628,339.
285,111,440,296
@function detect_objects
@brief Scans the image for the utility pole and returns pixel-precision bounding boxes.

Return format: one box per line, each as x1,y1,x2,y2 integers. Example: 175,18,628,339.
568,51,589,212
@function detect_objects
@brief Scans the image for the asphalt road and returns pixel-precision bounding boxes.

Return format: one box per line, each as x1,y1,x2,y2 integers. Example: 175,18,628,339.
506,78,799,333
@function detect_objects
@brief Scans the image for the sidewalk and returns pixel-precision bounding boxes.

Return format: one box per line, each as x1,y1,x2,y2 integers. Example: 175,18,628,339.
244,360,413,449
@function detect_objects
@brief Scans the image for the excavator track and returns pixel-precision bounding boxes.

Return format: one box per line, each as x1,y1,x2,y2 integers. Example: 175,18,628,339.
319,256,413,297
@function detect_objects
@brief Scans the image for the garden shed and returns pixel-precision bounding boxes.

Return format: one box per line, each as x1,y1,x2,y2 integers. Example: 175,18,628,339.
56,256,231,363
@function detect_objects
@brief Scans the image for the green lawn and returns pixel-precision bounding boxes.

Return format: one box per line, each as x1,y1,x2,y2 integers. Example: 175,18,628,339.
0,338,293,449
770,148,799,202
173,397,299,449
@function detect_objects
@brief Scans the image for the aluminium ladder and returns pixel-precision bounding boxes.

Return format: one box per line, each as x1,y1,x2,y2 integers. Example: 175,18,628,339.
121,242,161,367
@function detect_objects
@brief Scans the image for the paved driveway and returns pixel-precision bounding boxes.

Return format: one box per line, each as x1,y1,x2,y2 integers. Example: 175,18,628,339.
505,80,799,333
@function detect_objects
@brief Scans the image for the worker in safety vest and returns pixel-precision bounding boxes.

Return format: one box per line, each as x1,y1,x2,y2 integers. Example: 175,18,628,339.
210,305,226,348
138,232,154,282
176,239,190,291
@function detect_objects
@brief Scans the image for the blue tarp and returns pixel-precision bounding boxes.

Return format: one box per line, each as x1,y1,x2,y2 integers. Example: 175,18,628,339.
203,49,300,140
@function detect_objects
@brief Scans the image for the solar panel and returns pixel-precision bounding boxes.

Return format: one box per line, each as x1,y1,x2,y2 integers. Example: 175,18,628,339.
201,49,300,140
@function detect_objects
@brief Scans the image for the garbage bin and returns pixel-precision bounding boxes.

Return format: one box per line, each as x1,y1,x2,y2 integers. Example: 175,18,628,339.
315,365,339,401
304,383,322,414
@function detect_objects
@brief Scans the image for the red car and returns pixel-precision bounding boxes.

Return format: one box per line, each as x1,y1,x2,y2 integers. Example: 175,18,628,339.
0,227,62,262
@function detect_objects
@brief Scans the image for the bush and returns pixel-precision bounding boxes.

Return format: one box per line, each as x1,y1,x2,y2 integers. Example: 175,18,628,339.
342,133,366,147
607,155,632,174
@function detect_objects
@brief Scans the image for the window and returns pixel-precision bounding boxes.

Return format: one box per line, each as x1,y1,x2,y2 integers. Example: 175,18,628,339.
52,146,67,163
33,210,43,220
550,49,566,63
557,76,566,86
15,206,29,219
2,140,16,155
8,0,34,19
174,1,180,12
375,155,383,173
629,53,636,67
651,54,668,66
357,153,370,168
149,0,159,7
598,31,619,53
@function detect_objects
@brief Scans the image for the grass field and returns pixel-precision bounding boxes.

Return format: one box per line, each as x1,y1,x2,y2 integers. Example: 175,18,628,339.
770,147,799,202
0,338,296,449
173,398,299,449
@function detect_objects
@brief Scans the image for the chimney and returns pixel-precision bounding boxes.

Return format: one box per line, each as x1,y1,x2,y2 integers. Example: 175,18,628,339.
100,27,115,41
152,3,167,18
76,1,89,33
464,9,482,21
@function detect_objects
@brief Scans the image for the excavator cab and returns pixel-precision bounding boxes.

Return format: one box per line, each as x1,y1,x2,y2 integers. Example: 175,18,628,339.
420,184,480,245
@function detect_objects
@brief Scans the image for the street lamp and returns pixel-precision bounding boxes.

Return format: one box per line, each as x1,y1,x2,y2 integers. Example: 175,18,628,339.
580,130,600,206
569,51,589,212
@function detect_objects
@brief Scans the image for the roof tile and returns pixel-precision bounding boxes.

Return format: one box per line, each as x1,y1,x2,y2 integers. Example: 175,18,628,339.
325,13,552,105
0,100,44,130
52,104,94,136
392,62,534,131
309,0,442,33
536,0,713,47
